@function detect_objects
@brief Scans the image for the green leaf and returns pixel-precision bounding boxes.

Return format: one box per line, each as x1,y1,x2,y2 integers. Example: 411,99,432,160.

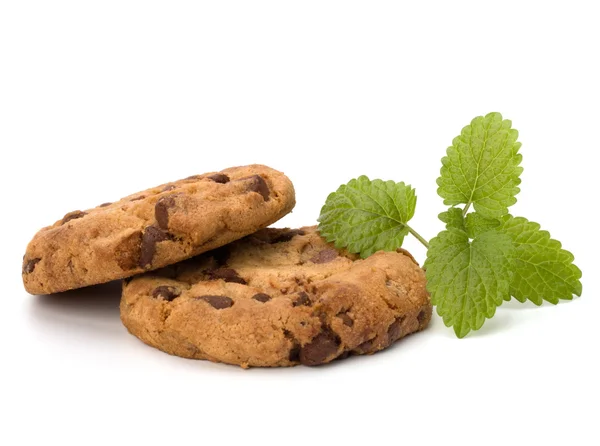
424,228,514,338
465,213,500,238
498,215,582,305
439,208,500,239
317,176,417,258
438,207,466,232
437,112,523,219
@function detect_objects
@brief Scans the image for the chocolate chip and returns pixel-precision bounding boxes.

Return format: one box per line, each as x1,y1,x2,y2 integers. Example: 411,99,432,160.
387,317,404,344
292,291,311,307
242,175,270,201
289,345,301,362
99,202,112,207
338,313,354,327
252,293,271,303
299,329,341,366
139,226,171,268
197,295,234,309
62,211,87,224
284,330,301,361
162,185,177,192
130,195,146,201
354,339,374,354
155,195,178,230
206,268,247,284
310,249,338,264
152,286,181,301
336,351,351,361
23,258,41,274
208,173,230,184
417,310,427,324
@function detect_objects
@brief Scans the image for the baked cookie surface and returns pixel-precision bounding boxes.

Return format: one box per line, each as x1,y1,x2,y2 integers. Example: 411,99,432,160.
23,165,295,294
121,226,432,367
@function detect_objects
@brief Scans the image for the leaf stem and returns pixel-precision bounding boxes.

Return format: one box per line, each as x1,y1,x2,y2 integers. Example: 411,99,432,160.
462,202,472,217
406,225,430,249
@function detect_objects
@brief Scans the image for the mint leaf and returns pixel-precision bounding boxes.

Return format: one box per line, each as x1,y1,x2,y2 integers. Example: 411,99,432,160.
424,228,514,338
318,176,417,258
438,207,466,232
465,213,500,238
437,112,523,219
439,208,500,239
499,215,582,305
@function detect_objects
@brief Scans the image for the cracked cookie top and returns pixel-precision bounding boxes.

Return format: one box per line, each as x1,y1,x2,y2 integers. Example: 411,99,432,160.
120,226,432,367
22,164,295,294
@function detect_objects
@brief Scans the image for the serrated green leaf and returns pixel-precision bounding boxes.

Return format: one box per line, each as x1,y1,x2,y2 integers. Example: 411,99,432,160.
498,215,582,305
424,228,514,338
317,176,417,258
437,112,523,219
438,207,466,232
465,213,500,238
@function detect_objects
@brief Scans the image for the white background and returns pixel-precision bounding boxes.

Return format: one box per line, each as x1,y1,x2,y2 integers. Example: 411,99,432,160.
1,1,598,445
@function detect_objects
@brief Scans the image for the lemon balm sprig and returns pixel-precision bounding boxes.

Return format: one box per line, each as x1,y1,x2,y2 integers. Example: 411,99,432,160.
318,112,582,338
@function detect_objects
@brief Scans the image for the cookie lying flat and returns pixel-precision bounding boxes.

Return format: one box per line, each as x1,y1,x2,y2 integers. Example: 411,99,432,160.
121,226,431,367
23,165,295,294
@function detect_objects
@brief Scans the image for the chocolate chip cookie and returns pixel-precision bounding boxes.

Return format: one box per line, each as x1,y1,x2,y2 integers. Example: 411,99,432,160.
120,226,431,367
23,165,295,294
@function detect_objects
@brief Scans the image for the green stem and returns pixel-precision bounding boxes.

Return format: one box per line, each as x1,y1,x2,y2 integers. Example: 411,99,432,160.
462,202,472,217
406,225,430,249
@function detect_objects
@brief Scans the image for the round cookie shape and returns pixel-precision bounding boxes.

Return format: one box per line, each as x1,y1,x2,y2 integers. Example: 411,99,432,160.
22,165,295,294
120,226,432,367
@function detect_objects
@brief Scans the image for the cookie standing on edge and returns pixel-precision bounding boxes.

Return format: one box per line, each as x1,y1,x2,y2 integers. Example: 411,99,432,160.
121,226,432,368
22,165,295,294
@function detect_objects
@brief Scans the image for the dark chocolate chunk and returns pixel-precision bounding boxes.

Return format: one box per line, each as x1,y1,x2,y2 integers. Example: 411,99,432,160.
99,202,112,207
162,185,177,192
387,317,404,344
284,330,301,361
242,175,270,201
310,249,338,264
155,195,178,230
338,313,354,327
207,173,230,184
252,293,271,303
130,195,146,201
417,310,427,324
197,295,234,309
289,345,301,362
139,226,171,268
23,258,41,274
61,211,87,224
292,291,311,307
206,268,247,284
336,351,352,361
152,285,181,302
354,338,375,354
299,329,341,366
